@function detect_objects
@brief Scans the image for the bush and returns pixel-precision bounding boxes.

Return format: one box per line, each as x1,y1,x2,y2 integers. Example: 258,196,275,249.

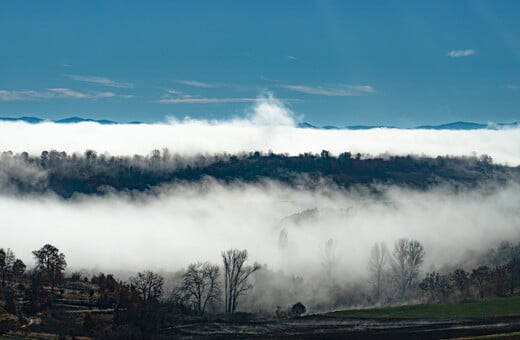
290,302,306,317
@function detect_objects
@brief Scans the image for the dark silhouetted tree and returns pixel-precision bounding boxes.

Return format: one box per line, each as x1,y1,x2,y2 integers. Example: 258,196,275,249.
290,302,306,317
180,262,221,315
436,274,452,303
507,256,520,295
420,272,451,303
130,270,164,306
471,266,492,299
0,248,15,287
11,258,26,281
32,244,67,299
493,265,507,297
130,270,164,331
419,272,437,302
222,249,260,314
450,268,470,300
28,269,50,313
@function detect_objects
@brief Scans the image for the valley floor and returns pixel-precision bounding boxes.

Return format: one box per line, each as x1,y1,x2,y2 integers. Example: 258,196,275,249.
5,295,520,339
159,296,520,339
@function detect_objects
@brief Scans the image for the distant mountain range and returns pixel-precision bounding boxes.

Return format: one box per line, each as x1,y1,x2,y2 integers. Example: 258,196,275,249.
298,121,520,130
0,116,518,130
0,116,143,125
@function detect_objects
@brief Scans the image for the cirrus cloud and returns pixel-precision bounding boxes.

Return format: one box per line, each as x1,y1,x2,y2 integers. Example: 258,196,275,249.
446,49,476,58
177,80,220,88
0,88,126,101
67,74,134,88
280,84,375,96
157,97,259,104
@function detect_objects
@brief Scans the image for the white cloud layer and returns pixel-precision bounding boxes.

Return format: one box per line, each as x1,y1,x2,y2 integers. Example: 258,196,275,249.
0,181,518,277
0,95,518,165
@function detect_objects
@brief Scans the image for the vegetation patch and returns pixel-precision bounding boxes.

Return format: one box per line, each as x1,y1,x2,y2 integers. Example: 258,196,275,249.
326,295,520,319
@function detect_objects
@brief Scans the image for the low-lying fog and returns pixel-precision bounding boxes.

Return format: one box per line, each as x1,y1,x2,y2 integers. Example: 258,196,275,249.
1,95,519,284
1,180,518,279
0,95,519,165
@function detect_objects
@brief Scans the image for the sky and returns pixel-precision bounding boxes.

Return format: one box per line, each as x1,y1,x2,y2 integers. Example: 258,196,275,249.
1,0,519,126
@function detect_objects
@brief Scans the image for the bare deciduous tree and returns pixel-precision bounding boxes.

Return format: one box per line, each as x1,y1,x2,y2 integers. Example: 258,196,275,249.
222,249,260,314
128,270,164,330
369,242,389,301
392,238,425,298
130,270,164,305
180,262,221,315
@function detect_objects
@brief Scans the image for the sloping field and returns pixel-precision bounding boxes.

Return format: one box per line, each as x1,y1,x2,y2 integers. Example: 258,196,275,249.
326,295,520,319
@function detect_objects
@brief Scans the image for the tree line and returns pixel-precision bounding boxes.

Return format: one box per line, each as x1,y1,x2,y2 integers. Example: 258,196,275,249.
3,238,520,337
0,149,510,197
417,241,520,304
0,244,263,336
367,239,520,306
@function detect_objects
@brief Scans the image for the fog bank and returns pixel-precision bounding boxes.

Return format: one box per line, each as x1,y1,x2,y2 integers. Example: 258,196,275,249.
1,96,520,164
1,180,518,278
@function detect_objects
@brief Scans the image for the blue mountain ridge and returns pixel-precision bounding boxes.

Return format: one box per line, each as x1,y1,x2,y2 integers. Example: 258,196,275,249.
297,121,520,130
0,116,518,130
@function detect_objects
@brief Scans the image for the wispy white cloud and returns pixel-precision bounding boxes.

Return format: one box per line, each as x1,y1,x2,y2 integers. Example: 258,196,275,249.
446,49,476,58
47,88,89,98
157,91,300,104
164,88,183,94
0,88,122,101
280,84,375,96
0,90,52,101
287,55,297,61
157,97,260,104
67,74,133,88
94,92,116,98
177,80,220,88
47,88,117,99
506,84,520,90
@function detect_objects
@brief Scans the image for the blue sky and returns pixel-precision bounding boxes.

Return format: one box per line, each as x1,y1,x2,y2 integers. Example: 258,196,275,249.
1,0,519,126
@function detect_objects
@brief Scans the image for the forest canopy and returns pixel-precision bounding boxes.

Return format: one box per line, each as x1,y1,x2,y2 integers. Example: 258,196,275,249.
0,149,512,197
